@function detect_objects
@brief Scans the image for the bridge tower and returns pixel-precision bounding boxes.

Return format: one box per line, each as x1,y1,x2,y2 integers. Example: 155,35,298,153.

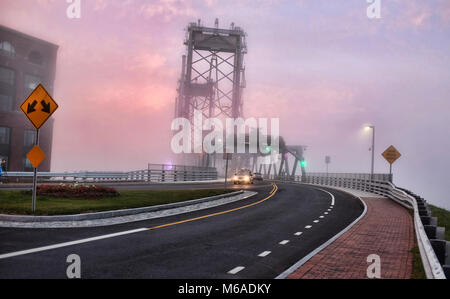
174,19,247,168
175,19,247,121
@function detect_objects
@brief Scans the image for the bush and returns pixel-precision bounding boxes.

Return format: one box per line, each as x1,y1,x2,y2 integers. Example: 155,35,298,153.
35,184,119,199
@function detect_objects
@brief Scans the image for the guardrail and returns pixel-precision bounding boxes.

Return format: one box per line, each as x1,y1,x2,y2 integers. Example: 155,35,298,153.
269,173,447,279
1,164,218,183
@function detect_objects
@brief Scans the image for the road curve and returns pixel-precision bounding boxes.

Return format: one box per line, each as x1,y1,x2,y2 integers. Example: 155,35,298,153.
0,183,364,278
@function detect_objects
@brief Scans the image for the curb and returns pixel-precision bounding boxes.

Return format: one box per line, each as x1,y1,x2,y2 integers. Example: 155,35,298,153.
0,190,244,223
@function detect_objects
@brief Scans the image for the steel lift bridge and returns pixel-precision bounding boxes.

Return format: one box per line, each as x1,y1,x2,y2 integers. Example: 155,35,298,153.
174,19,306,178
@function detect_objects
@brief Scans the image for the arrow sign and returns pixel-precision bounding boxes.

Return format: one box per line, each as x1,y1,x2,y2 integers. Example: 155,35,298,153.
41,100,51,113
20,84,58,129
27,100,38,114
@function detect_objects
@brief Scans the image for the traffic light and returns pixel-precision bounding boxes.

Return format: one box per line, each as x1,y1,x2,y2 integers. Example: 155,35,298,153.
300,160,307,167
265,145,271,153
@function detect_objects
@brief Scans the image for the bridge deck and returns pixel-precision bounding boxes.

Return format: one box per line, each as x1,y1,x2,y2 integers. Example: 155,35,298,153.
288,196,414,279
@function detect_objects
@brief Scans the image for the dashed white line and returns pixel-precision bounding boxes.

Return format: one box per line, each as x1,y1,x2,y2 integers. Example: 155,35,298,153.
258,251,271,257
294,232,303,236
305,225,312,229
327,209,331,212
279,240,290,245
313,220,319,223
324,212,329,215
319,216,324,219
228,266,245,274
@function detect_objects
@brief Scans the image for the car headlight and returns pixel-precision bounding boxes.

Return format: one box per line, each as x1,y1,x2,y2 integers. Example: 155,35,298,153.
244,176,249,181
233,176,238,181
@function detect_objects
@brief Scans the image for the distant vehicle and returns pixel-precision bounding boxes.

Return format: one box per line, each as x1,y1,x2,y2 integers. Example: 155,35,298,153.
232,169,254,185
253,172,263,181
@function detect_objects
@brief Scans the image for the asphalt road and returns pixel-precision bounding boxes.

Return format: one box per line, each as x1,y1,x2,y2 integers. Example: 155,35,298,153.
0,183,364,279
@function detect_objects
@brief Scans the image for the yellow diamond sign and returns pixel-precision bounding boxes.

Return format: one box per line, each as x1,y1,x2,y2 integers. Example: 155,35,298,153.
382,145,401,165
27,145,46,169
20,84,58,130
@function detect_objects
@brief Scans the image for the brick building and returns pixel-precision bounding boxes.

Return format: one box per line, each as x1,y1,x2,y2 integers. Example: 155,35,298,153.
0,25,58,172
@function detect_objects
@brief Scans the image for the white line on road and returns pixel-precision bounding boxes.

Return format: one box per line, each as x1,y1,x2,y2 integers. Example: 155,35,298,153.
0,228,148,260
313,220,319,223
279,240,290,245
294,232,303,236
305,225,312,229
319,216,324,219
324,212,329,214
228,266,245,274
312,187,335,206
258,251,271,257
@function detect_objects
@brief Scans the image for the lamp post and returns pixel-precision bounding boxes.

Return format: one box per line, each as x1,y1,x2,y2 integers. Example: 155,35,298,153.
365,125,375,180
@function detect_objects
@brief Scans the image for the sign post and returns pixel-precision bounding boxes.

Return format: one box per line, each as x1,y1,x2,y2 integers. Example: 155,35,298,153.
325,156,331,176
381,145,401,182
20,84,58,212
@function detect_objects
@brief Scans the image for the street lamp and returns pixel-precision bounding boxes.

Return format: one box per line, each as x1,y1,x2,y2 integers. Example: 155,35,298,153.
365,125,375,180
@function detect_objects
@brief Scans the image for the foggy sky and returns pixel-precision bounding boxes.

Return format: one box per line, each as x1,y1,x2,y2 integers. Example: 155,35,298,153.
1,0,449,209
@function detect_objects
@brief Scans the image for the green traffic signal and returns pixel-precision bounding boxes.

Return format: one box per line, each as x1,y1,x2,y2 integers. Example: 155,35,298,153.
300,160,307,167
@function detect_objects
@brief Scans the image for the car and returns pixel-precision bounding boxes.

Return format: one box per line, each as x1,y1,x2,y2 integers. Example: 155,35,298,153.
232,169,254,184
253,172,263,181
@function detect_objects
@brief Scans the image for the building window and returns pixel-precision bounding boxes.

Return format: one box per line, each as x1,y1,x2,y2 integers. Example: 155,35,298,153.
23,157,34,172
0,67,15,86
24,130,36,148
0,67,16,111
0,94,12,111
0,127,10,144
0,128,11,171
24,74,41,98
28,51,43,65
0,41,15,57
23,130,37,171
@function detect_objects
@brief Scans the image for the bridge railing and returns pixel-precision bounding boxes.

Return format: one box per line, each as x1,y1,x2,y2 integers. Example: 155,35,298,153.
1,164,218,183
269,173,447,279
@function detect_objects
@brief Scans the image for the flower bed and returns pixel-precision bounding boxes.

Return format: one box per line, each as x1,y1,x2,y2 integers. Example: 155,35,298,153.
36,184,119,199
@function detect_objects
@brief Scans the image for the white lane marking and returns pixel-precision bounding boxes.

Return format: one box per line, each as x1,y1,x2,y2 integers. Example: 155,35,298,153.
294,232,303,236
313,220,319,223
228,266,245,274
279,240,290,245
319,216,324,219
258,251,271,257
0,228,148,260
312,187,335,206
324,212,329,215
305,225,312,229
327,209,331,212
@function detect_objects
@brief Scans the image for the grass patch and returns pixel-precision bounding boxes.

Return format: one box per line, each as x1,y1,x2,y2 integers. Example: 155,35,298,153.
429,205,450,241
0,189,234,216
410,244,426,279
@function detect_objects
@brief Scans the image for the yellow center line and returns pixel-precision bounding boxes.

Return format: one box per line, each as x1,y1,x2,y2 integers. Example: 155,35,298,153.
147,183,278,230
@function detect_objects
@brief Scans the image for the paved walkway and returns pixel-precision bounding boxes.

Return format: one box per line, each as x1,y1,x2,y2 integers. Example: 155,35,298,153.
288,196,414,279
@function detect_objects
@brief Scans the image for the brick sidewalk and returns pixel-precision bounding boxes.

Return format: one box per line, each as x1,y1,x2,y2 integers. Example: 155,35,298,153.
288,197,414,279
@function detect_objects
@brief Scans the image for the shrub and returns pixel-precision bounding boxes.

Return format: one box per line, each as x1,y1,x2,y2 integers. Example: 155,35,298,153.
36,184,119,199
